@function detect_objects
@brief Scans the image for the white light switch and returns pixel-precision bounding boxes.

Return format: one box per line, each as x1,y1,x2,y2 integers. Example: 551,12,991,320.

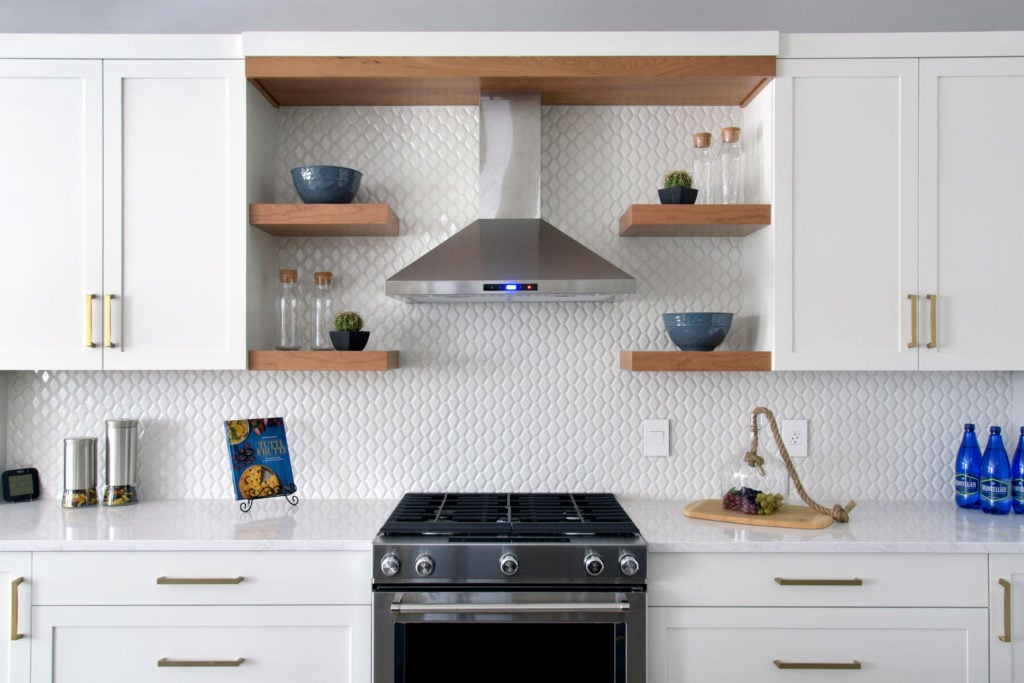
643,419,670,457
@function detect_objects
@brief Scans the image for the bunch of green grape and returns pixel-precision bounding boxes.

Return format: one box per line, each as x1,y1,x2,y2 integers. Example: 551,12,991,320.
755,492,784,515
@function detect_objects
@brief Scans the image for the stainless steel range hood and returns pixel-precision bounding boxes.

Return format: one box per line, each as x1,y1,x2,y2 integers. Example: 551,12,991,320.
385,92,637,303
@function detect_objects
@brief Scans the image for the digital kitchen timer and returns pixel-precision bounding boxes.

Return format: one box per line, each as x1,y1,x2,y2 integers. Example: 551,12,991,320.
2,467,40,503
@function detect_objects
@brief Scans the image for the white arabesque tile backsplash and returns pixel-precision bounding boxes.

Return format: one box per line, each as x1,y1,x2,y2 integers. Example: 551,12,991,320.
4,105,1017,502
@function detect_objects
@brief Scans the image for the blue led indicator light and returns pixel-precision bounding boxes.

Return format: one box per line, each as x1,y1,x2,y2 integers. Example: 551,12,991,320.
505,284,517,291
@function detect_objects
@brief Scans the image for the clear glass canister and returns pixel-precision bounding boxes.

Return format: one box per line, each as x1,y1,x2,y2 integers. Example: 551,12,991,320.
721,416,790,515
719,126,745,205
311,271,334,350
692,131,717,205
274,268,301,350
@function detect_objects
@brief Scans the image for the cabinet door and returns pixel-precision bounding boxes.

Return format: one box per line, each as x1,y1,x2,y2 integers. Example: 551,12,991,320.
0,553,31,683
919,58,1024,370
990,555,1024,681
649,606,987,683
774,59,918,370
102,60,246,370
31,605,370,683
0,60,103,370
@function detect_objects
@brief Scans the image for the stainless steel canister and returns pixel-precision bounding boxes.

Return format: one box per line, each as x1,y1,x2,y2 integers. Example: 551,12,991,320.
102,418,139,506
62,436,97,508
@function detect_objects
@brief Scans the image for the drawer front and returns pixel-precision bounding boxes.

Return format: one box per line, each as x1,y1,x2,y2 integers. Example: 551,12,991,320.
34,605,370,683
33,550,370,605
649,606,988,683
649,552,987,607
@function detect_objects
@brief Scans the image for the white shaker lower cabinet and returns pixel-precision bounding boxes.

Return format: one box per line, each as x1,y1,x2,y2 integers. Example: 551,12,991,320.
0,553,30,683
648,552,989,683
989,555,1024,681
773,58,919,371
30,551,371,683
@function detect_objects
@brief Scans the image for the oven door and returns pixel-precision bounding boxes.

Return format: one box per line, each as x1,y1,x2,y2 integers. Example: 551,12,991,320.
373,588,645,683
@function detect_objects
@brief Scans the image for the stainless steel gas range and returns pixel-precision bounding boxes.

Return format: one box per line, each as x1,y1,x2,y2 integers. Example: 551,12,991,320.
372,492,647,683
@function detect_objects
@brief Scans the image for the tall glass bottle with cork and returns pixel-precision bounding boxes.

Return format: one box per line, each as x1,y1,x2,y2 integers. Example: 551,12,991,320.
719,126,745,204
311,271,334,350
274,268,301,350
692,132,717,205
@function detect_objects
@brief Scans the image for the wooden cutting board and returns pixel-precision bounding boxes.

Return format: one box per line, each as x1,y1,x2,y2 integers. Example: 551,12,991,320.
684,498,834,529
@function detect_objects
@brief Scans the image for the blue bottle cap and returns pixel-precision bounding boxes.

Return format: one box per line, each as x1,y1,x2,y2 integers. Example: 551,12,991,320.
965,423,975,431
991,426,1002,435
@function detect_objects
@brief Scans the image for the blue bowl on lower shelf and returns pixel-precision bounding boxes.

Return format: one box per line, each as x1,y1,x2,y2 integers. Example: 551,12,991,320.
662,312,733,351
290,165,362,204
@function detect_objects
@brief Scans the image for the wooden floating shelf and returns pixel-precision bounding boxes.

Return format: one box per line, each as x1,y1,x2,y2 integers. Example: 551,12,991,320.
620,350,772,372
246,55,775,108
248,350,399,371
619,204,772,237
249,203,400,237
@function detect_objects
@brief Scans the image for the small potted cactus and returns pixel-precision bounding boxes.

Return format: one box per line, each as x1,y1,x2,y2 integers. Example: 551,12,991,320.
658,170,698,205
329,311,370,351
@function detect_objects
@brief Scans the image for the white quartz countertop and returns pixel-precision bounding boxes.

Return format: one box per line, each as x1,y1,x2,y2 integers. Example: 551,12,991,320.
0,498,1022,553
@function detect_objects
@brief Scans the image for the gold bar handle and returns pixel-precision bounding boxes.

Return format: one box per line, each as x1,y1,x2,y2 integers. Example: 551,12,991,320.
907,294,919,349
774,659,861,670
85,294,96,348
10,577,23,641
1000,578,1013,643
775,577,863,586
103,294,116,348
926,293,938,349
156,576,244,585
157,658,245,668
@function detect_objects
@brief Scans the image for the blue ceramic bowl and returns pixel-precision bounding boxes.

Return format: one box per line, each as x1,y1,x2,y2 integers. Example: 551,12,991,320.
290,165,363,204
662,312,733,351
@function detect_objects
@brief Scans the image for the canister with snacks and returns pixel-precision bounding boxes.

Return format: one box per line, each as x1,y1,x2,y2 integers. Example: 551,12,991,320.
62,436,98,508
102,418,139,506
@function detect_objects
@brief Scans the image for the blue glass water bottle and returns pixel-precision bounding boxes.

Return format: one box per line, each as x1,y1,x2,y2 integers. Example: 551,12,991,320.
1012,427,1024,514
954,424,981,509
981,426,1011,515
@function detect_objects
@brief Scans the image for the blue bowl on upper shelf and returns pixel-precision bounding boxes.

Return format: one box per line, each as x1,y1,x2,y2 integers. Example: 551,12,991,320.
290,165,363,204
662,312,734,351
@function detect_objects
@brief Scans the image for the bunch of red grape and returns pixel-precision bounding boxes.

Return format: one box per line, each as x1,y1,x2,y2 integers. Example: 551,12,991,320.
722,487,784,515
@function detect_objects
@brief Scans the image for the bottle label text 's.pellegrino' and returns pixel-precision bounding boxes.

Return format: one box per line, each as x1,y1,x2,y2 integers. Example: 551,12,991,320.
955,474,979,496
981,478,1010,502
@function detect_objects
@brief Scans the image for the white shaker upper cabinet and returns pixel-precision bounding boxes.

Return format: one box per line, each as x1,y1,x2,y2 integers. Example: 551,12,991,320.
102,60,246,370
918,58,1024,371
0,60,103,370
773,59,919,370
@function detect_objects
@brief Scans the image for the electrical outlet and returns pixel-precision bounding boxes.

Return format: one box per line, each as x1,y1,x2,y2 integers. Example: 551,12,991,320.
780,419,808,458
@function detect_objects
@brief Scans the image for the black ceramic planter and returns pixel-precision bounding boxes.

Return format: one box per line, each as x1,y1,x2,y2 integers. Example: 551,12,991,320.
330,330,370,351
658,186,699,205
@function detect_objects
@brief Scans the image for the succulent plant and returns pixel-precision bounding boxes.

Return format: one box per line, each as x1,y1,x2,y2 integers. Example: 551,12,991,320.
334,311,364,332
663,170,693,189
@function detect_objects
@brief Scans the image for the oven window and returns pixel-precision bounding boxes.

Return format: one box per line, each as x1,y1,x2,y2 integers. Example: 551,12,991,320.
397,622,626,682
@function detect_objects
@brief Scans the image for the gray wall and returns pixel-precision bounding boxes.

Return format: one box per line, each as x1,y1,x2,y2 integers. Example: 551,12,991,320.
2,0,1023,33
0,373,7,471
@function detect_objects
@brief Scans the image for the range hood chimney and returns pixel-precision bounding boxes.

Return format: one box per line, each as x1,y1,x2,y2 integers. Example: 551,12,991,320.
385,92,637,303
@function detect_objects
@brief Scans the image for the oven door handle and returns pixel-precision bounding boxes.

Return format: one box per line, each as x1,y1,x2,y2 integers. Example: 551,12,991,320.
390,601,631,615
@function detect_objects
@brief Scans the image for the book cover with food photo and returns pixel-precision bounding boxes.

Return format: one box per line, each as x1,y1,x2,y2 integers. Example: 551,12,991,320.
223,417,297,500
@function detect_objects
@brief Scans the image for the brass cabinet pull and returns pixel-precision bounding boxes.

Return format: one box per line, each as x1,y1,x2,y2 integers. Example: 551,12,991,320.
10,577,23,641
103,294,116,348
1000,578,1013,643
157,658,245,668
156,576,245,585
926,293,938,349
85,294,97,348
774,577,863,586
774,659,862,670
906,294,919,349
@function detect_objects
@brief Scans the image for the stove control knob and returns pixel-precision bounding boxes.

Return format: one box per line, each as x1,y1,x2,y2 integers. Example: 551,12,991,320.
380,553,401,577
415,554,435,577
584,552,605,577
499,552,519,577
619,553,640,577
